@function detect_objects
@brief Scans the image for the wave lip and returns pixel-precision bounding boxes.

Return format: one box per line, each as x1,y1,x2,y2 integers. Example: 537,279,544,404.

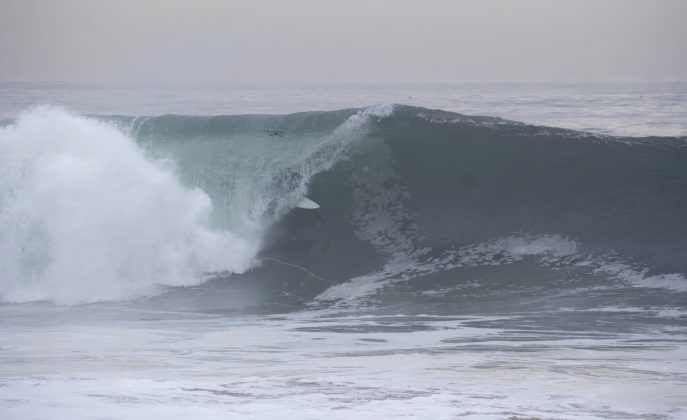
0,105,396,304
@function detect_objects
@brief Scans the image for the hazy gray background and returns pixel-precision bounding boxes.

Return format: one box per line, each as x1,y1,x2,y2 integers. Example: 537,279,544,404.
1,0,685,83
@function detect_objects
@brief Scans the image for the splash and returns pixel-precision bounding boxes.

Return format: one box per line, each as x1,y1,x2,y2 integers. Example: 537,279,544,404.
0,108,259,303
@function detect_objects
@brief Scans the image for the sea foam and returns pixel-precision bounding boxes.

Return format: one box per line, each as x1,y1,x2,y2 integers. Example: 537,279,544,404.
0,108,259,304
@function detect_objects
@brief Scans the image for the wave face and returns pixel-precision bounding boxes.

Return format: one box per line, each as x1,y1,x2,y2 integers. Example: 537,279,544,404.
1,105,685,306
259,106,687,311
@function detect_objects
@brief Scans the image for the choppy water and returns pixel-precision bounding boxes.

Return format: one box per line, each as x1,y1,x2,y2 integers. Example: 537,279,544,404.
0,83,686,419
2,304,685,419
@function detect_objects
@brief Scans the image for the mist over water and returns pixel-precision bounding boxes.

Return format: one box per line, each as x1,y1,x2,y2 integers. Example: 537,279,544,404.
1,85,686,419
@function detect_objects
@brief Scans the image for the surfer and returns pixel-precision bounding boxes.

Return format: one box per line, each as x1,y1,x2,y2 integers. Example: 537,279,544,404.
264,129,284,138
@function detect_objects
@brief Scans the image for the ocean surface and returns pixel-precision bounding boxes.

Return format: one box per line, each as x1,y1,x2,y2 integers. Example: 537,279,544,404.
1,82,686,419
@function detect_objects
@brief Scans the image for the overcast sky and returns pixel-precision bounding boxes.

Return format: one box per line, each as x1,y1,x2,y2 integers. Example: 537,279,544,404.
1,0,685,83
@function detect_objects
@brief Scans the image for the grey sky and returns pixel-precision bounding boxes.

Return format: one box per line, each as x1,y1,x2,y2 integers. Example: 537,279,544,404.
1,0,685,83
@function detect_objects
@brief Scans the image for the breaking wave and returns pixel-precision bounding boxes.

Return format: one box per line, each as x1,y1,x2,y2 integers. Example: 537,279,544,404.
1,104,685,306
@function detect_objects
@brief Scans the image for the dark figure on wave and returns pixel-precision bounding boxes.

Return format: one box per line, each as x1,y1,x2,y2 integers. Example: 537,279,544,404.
264,129,284,138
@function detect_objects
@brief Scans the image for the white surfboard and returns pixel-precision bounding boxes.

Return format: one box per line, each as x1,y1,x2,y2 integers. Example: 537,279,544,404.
296,197,320,209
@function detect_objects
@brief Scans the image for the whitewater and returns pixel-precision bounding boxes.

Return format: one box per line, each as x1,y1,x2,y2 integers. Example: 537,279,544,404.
0,83,686,419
